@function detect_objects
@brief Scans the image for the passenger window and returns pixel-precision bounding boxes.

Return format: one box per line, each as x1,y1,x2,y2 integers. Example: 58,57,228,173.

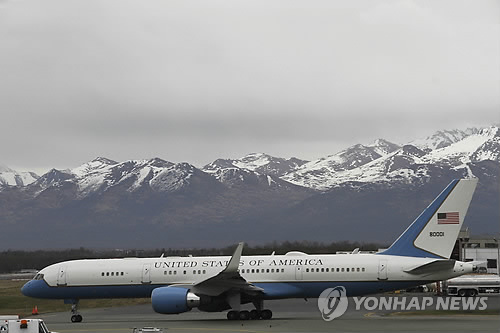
326,268,329,272
101,272,104,276
193,270,196,274
341,268,344,272
271,269,275,273
321,268,324,272
121,272,124,276
362,268,365,272
164,271,167,275
251,269,255,273
306,268,309,273
203,270,206,274
281,269,284,273
357,268,360,272
266,269,270,273
256,269,260,273
183,270,187,274
346,268,349,272
174,271,177,275
336,268,340,272
111,272,114,276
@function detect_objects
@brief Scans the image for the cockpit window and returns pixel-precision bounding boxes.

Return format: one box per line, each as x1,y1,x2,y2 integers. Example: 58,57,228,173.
33,273,44,280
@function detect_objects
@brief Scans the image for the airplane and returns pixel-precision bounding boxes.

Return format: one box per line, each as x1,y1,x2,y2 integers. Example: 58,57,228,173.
22,178,479,322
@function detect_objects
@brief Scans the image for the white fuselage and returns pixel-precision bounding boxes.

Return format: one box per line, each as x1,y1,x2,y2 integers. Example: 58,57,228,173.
28,252,473,300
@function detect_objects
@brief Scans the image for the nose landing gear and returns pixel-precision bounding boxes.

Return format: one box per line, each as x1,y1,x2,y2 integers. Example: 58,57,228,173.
69,300,83,322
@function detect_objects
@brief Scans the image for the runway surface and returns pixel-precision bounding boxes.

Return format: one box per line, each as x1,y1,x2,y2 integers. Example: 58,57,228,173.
35,295,499,333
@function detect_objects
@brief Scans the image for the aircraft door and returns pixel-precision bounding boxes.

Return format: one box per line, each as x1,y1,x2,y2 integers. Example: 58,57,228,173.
142,264,151,284
378,259,388,280
295,266,303,280
57,265,67,286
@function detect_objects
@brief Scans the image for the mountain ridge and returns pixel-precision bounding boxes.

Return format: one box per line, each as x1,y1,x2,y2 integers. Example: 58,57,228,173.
0,125,497,249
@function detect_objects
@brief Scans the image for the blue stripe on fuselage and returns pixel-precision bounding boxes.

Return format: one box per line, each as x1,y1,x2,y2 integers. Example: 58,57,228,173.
22,279,431,300
21,279,165,299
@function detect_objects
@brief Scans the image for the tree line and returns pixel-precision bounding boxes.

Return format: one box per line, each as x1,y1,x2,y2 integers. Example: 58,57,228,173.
0,241,386,274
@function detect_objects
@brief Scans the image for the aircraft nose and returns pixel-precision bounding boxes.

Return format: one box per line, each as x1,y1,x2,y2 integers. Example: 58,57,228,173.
21,280,43,297
21,280,34,297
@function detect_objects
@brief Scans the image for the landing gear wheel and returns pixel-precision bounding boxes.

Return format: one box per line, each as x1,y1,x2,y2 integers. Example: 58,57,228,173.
458,289,467,297
70,315,82,323
249,309,260,320
227,311,239,320
70,300,82,323
260,309,272,320
239,310,250,320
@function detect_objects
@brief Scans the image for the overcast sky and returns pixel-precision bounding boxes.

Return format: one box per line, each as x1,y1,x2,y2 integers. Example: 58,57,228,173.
1,0,499,174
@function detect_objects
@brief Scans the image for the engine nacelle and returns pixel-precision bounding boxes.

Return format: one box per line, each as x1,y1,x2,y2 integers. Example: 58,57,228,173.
151,286,202,314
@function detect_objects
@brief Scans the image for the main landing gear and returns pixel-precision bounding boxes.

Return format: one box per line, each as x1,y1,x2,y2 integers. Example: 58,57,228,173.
226,309,272,320
226,299,272,320
70,301,83,323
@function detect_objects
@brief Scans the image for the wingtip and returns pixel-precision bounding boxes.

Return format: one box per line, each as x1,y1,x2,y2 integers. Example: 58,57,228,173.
223,242,244,273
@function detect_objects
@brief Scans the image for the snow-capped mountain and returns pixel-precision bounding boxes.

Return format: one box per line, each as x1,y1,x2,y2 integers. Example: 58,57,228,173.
423,127,499,166
2,126,498,195
72,158,177,196
0,125,498,250
411,128,480,151
0,164,39,187
283,126,499,190
281,139,400,190
204,165,301,189
203,153,307,177
30,168,74,191
202,153,308,189
71,157,118,177
23,157,218,198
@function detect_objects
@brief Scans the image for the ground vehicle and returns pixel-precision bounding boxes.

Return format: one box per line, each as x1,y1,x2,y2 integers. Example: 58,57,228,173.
0,318,54,333
444,274,500,297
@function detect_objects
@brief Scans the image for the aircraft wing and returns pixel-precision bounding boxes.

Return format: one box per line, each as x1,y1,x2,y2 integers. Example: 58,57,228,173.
404,259,456,275
189,242,264,296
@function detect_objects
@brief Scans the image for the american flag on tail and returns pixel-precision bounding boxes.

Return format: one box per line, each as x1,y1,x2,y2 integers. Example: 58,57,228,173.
437,212,460,224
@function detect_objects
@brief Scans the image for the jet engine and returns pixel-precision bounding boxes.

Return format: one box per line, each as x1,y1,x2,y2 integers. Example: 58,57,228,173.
151,286,204,314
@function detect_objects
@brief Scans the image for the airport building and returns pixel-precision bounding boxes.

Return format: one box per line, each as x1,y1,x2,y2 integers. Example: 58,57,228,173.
452,229,499,274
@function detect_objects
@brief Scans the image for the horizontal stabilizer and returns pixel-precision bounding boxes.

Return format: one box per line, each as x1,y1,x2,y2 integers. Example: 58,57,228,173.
404,259,455,275
469,260,487,266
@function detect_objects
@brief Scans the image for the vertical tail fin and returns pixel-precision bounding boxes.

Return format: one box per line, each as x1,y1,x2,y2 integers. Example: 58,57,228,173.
379,179,478,259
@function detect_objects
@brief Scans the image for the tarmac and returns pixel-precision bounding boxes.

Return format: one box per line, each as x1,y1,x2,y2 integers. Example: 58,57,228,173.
33,294,499,333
